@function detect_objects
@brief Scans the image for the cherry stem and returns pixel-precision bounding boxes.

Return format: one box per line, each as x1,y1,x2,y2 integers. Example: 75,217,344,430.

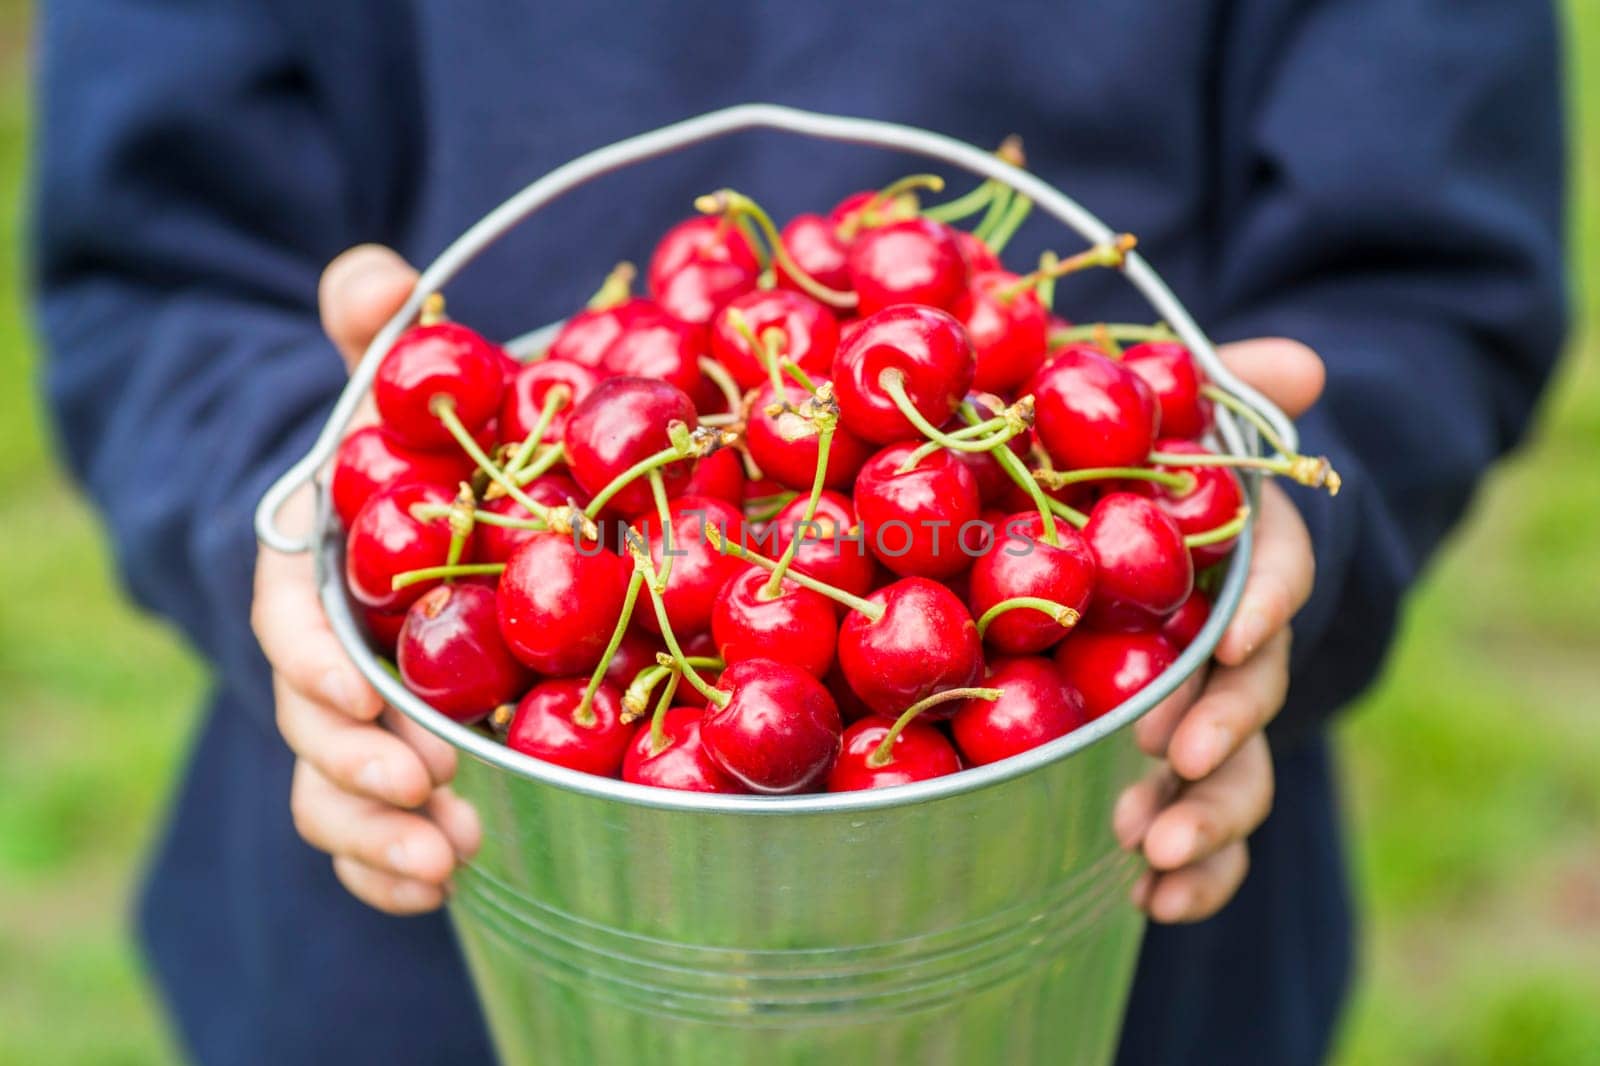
1148,450,1342,496
390,562,505,592
629,545,730,708
975,597,1081,640
1200,384,1294,457
952,400,1070,541
971,183,1015,244
1184,505,1252,548
923,135,1026,224
418,292,447,327
695,190,858,310
647,668,683,756
623,657,722,720
444,483,475,569
503,385,571,480
997,235,1137,303
586,262,636,310
837,174,945,240
742,491,798,524
1036,252,1060,311
877,370,1014,455
1050,321,1176,349
412,502,548,531
1033,465,1197,494
576,568,644,727
781,360,820,395
432,398,592,537
868,687,1004,767
705,523,883,622
763,395,838,597
724,308,788,403
511,442,567,486
697,356,744,416
985,192,1033,254
647,469,676,589
582,435,694,519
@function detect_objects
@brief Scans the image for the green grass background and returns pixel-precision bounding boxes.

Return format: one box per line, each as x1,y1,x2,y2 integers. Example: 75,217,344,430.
0,2,1596,1061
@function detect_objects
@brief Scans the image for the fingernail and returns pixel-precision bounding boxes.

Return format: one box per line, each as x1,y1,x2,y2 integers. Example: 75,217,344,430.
357,759,391,797
318,669,354,712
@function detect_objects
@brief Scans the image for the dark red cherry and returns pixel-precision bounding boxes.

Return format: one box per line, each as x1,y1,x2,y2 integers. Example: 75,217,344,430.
504,679,632,777
1122,341,1211,440
622,708,745,792
968,511,1096,654
496,533,632,675
700,659,842,794
711,567,837,678
647,216,760,326
837,577,983,717
361,605,408,655
548,297,653,368
562,377,698,516
951,393,1031,507
331,426,475,528
398,583,530,723
832,305,976,444
684,446,746,506
955,230,1002,274
744,378,873,492
1162,588,1213,649
627,496,745,637
710,289,840,391
599,304,706,399
826,717,961,792
769,491,878,601
1083,493,1194,630
853,443,982,580
475,473,587,564
345,482,464,611
374,321,505,450
951,657,1088,765
846,218,968,316
1026,344,1159,470
777,213,851,295
1054,631,1178,720
499,359,601,445
954,271,1050,394
605,628,664,691
1146,439,1246,569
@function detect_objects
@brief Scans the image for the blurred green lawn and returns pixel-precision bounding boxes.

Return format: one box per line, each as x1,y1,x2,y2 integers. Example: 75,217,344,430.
1,3,1597,1062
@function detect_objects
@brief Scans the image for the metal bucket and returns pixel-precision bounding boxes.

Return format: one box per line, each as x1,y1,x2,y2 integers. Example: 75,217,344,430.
258,105,1293,1066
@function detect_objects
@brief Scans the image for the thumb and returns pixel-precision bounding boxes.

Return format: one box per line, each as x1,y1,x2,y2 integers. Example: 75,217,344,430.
319,244,419,371
1213,338,1326,420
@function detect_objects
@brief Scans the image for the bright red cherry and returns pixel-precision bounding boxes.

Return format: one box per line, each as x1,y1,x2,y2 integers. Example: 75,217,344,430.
951,657,1088,765
622,708,745,793
599,303,706,399
1162,588,1213,649
744,378,873,492
700,658,842,794
846,218,968,315
647,216,760,326
769,491,878,600
604,628,664,691
709,289,840,391
827,717,961,792
474,473,587,564
683,446,746,506
548,297,653,368
1026,344,1159,470
398,583,530,723
627,496,745,637
345,482,464,611
562,377,698,516
1122,341,1212,440
955,230,1002,274
1082,493,1194,630
953,271,1050,394
1146,439,1246,569
499,359,601,445
496,533,632,675
968,511,1096,654
504,679,632,777
832,305,976,444
837,578,983,717
777,213,851,295
711,567,837,678
1054,631,1178,720
853,443,982,580
331,426,475,528
374,320,505,450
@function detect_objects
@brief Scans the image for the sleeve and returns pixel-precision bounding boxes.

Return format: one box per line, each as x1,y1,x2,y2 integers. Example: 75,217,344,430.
31,0,365,720
1207,0,1568,741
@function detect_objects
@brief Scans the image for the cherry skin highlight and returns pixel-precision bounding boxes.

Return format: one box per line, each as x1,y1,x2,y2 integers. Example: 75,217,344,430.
700,659,843,794
744,378,873,492
1082,493,1194,630
647,216,760,326
1122,341,1211,440
499,359,601,445
496,532,633,675
846,217,968,316
1026,343,1160,471
599,304,706,400
837,577,983,717
853,443,982,580
1145,439,1247,569
951,657,1088,766
711,566,838,678
504,679,632,778
954,271,1051,394
561,376,699,517
374,320,506,450
710,289,840,391
548,297,653,368
345,481,464,611
777,213,852,295
832,305,977,444
398,583,530,724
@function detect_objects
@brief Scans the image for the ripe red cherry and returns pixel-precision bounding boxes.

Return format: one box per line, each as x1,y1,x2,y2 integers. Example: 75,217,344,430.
769,491,878,600
684,446,746,506
1054,631,1178,720
954,230,1002,274
1122,341,1211,440
504,679,632,777
953,271,1050,394
374,320,506,450
499,359,601,445
562,377,698,516
475,473,587,564
331,426,475,527
1083,493,1194,630
968,511,1096,654
838,577,983,717
832,305,976,444
1026,344,1159,470
710,289,840,391
622,708,745,792
853,443,982,580
951,657,1088,765
777,213,851,294
598,304,706,399
700,658,842,794
826,717,961,792
496,533,632,674
744,378,873,492
1145,439,1246,568
605,628,664,690
345,482,464,611
846,218,968,315
548,296,653,368
1162,588,1213,649
627,496,745,637
398,583,530,723
711,567,838,678
647,216,760,326
361,605,408,655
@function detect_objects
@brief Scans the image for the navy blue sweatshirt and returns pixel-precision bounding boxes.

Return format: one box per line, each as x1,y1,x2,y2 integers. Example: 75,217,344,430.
32,2,1565,1063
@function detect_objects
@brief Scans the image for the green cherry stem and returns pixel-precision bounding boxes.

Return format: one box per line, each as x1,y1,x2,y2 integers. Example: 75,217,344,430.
511,442,567,486
1033,465,1197,494
838,173,946,239
574,568,645,726
1147,450,1343,495
582,421,734,520
877,369,1009,453
586,261,636,310
697,356,744,416
431,397,592,537
443,483,475,569
1036,252,1060,311
868,687,1004,767
647,469,676,589
984,191,1034,254
922,179,998,223
996,234,1138,303
705,524,884,622
390,562,505,592
1184,505,1252,548
646,668,683,755
627,543,730,708
1049,321,1176,349
503,385,571,480
623,658,722,720
1200,384,1295,457
976,597,1081,640
724,307,789,402
742,490,799,524
781,360,820,396
761,391,838,597
971,183,1015,244
695,190,859,310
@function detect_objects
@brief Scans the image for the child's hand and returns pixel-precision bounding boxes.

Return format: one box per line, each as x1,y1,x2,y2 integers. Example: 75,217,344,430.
253,246,478,914
1112,339,1324,923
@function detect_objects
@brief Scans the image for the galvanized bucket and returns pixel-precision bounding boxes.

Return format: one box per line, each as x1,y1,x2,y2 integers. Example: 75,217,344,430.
257,105,1293,1066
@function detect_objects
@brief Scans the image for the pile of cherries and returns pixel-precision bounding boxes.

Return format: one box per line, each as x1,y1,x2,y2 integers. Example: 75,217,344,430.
333,159,1338,796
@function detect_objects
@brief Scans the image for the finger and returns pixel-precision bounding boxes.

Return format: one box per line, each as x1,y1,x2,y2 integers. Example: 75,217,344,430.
291,762,457,882
332,856,447,916
1214,338,1325,418
252,489,383,721
277,679,434,807
1215,483,1313,667
1145,841,1250,924
318,245,418,369
382,706,459,787
1133,668,1206,759
1112,765,1179,852
427,786,484,861
1143,734,1274,871
1167,630,1291,781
